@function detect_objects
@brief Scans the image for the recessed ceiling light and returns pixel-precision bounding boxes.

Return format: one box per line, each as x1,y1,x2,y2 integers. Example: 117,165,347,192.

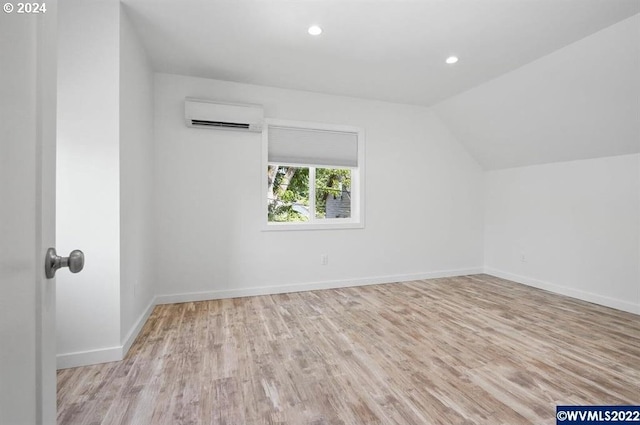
446,56,459,64
308,25,323,36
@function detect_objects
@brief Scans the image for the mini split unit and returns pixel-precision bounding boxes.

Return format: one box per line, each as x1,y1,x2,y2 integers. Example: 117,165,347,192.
184,98,264,132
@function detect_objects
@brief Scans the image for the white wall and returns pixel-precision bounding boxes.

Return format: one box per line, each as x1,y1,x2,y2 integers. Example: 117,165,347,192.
57,0,122,366
484,154,640,314
435,14,640,170
153,74,484,300
119,8,155,352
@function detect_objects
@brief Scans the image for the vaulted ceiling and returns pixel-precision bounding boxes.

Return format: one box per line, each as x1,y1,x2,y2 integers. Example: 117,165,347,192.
435,13,640,169
122,0,639,169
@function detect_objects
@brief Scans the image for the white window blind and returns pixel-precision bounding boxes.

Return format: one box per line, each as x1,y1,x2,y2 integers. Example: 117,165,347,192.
268,126,359,168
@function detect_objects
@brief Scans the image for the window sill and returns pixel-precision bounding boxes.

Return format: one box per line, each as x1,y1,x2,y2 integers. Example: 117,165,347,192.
261,221,364,232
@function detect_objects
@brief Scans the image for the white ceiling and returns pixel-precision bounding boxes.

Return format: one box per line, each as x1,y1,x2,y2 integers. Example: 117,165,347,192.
122,0,640,107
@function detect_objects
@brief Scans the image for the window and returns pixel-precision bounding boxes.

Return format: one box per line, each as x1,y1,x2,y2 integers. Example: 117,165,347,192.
262,119,364,230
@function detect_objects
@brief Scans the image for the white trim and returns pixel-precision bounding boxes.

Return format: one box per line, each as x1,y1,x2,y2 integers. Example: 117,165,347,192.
56,297,157,370
155,268,483,305
263,220,364,231
261,125,269,226
309,166,316,220
56,346,122,370
484,267,640,315
121,297,157,357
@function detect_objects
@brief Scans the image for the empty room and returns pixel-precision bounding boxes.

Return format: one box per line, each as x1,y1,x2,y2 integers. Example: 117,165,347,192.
1,0,639,424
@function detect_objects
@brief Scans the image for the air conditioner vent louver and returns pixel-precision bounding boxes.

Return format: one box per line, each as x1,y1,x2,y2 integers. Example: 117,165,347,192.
191,120,251,129
185,98,264,132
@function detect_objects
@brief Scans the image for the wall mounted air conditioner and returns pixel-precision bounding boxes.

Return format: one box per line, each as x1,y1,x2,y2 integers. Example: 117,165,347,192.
184,98,264,132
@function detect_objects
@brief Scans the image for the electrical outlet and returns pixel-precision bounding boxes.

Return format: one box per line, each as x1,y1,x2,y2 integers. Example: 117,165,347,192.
321,254,329,266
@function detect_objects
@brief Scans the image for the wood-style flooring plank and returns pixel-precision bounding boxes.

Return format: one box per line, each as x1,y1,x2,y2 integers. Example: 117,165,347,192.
58,274,640,425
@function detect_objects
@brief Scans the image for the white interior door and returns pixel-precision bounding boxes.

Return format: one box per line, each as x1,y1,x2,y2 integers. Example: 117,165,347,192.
0,2,58,424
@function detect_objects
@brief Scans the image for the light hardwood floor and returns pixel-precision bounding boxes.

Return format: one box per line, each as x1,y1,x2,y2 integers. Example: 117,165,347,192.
57,274,640,425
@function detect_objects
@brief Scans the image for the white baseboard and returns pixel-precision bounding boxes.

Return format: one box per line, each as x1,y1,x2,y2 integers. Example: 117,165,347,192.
121,297,157,356
484,267,640,315
57,296,157,370
56,346,122,370
154,268,484,305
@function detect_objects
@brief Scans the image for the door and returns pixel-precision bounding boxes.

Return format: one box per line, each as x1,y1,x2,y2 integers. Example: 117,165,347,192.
0,2,58,424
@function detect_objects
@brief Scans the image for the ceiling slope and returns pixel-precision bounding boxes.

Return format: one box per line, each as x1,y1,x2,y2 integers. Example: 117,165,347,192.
434,14,640,170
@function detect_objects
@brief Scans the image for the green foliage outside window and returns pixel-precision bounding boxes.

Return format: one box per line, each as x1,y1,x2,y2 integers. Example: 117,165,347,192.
267,166,309,222
267,165,351,222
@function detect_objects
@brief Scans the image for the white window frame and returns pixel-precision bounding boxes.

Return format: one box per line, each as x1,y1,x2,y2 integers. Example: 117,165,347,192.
262,118,365,231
